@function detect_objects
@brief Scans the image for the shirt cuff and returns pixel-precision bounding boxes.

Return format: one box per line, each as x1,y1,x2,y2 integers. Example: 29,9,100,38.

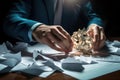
28,23,42,42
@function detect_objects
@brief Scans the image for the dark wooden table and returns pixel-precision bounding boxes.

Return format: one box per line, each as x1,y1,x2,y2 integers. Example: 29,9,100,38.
0,70,120,80
0,37,120,80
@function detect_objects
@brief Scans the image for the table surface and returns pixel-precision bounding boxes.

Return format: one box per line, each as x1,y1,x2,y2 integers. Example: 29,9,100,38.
0,37,120,80
0,70,120,80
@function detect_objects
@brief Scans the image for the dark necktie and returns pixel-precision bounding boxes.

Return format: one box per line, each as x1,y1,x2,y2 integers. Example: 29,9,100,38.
54,0,63,25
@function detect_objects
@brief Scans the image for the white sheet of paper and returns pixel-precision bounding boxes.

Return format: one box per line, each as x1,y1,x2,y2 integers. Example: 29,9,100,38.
61,56,94,64
61,61,120,80
28,43,62,54
92,55,120,63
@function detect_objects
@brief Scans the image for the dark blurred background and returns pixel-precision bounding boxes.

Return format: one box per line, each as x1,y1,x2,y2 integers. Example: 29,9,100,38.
0,0,120,43
91,0,120,38
0,0,17,43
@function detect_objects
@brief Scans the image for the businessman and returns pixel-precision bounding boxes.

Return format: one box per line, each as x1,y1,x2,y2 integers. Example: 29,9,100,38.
3,0,106,54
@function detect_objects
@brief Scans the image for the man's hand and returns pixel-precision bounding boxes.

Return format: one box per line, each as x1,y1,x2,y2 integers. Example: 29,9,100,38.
32,24,73,53
87,24,106,53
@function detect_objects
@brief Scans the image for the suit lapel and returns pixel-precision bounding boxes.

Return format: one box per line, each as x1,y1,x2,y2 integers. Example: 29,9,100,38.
43,0,54,25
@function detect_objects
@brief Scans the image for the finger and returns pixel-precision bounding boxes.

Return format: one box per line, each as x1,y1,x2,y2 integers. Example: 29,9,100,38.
87,29,93,38
51,27,67,41
47,32,69,52
93,26,100,50
51,26,73,52
93,26,99,42
34,31,64,52
57,26,71,41
99,28,106,49
41,37,64,52
99,39,105,50
100,27,106,40
57,26,73,51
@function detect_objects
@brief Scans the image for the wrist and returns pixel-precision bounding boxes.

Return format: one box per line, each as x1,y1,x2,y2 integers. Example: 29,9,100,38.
32,24,47,42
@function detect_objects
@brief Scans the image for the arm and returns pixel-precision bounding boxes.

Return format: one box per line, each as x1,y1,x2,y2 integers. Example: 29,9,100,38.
83,1,105,27
83,1,106,53
3,0,73,53
3,0,42,42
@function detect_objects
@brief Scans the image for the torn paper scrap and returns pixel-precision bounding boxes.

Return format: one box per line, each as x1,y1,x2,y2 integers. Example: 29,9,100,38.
21,57,34,66
61,57,85,72
1,52,21,67
0,43,10,54
111,40,120,47
29,62,53,72
0,55,6,62
33,50,63,72
11,56,55,78
5,41,28,53
0,64,8,71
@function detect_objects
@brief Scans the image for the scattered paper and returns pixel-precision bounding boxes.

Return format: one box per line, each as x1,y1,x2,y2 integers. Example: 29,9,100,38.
1,52,21,67
111,40,120,47
1,40,120,79
29,62,53,72
33,50,63,72
11,56,55,78
0,64,8,71
61,57,84,72
106,40,120,55
0,43,10,54
5,41,28,53
0,55,6,62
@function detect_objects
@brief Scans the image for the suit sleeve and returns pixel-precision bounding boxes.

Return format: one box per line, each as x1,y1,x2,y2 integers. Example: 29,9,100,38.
3,0,41,42
83,1,105,28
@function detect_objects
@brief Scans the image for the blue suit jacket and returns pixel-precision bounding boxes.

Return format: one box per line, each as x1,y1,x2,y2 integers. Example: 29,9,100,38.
3,0,104,42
